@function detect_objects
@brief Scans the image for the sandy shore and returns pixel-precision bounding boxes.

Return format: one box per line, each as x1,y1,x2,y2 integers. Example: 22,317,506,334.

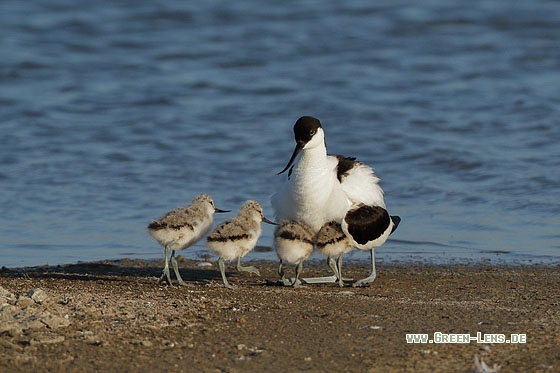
1,258,558,372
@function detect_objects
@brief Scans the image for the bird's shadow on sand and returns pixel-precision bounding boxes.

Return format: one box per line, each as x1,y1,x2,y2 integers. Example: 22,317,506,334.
1,259,224,285
0,258,276,287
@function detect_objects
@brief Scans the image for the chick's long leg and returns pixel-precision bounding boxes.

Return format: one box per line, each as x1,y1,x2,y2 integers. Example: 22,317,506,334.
336,254,344,287
218,257,236,290
292,259,306,288
170,250,185,286
328,256,340,278
236,257,260,276
159,241,177,286
282,257,337,285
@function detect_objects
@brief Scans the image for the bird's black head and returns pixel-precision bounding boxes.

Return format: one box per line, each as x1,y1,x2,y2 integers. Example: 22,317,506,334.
293,116,322,145
277,116,323,175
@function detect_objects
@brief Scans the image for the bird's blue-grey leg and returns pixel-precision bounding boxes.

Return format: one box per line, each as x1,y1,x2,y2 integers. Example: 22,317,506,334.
279,261,303,286
328,256,339,278
294,258,338,284
170,250,186,286
333,254,353,285
318,255,348,287
336,254,345,287
354,248,377,287
296,274,338,284
218,257,236,289
282,257,339,285
236,257,260,276
159,242,175,285
292,260,306,288
281,270,300,286
333,254,353,284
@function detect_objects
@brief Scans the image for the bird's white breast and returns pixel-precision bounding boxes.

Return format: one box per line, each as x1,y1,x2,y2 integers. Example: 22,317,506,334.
272,152,350,232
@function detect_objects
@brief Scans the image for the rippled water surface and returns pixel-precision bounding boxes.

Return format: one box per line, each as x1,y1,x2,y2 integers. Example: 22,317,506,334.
1,0,559,267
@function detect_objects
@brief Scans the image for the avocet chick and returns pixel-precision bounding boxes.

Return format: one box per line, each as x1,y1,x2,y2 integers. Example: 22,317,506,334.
274,220,314,287
315,221,353,287
206,200,276,289
148,194,229,286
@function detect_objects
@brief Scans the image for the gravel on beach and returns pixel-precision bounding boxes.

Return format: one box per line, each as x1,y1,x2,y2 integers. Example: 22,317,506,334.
1,258,558,372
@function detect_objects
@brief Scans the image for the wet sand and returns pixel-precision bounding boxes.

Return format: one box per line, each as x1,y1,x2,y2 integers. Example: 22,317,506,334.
1,258,558,372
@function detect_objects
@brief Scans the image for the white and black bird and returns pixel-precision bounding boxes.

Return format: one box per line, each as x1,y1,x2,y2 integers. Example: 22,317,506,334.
148,194,229,286
206,200,276,289
271,116,401,286
274,220,315,287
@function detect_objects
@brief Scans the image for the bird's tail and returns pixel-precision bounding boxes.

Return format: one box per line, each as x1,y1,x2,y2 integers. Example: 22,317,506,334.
390,216,401,234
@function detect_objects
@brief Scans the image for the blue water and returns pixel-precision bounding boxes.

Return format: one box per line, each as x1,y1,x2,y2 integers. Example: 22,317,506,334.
1,0,559,268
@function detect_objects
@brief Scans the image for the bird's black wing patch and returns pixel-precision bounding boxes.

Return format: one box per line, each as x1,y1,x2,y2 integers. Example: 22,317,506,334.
148,221,166,230
316,233,347,249
207,233,251,243
148,221,194,231
344,205,390,245
334,155,358,182
276,230,314,245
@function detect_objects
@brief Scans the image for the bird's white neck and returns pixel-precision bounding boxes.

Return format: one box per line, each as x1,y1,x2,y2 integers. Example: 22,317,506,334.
294,143,329,176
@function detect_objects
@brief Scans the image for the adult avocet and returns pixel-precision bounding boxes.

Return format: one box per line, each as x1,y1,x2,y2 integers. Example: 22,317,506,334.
271,116,400,286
